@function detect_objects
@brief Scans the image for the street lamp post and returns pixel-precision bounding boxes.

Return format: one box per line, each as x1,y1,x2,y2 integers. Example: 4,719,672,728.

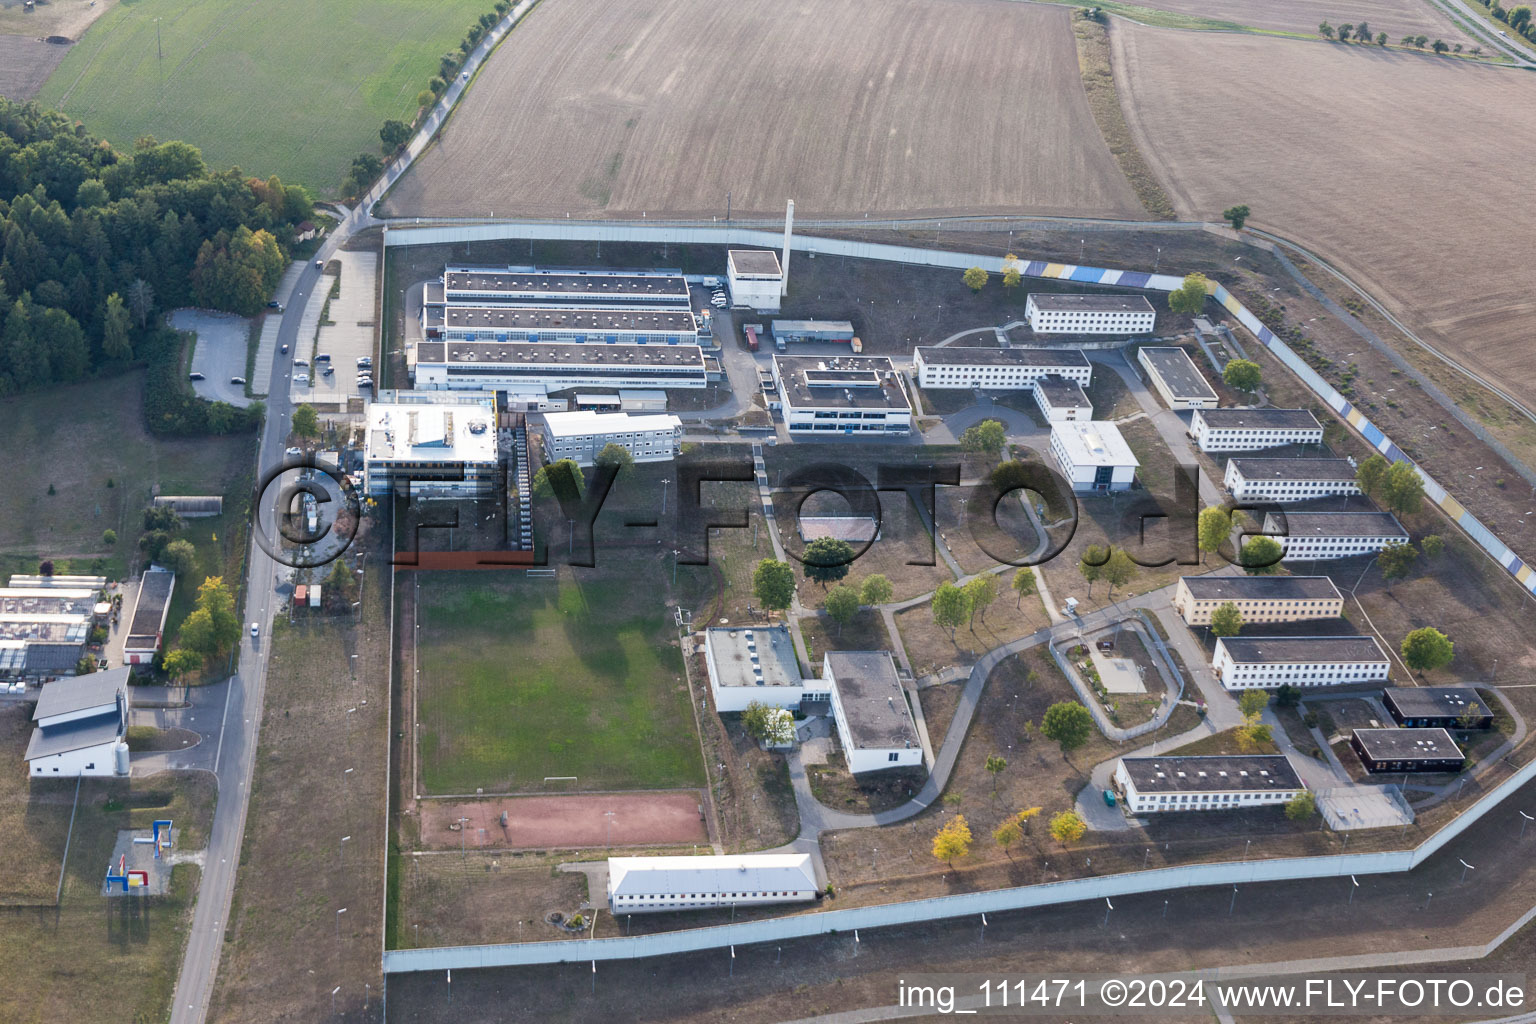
1348,874,1359,905
1228,886,1238,916
340,835,350,865
1519,810,1533,838
1459,859,1475,884
336,907,347,939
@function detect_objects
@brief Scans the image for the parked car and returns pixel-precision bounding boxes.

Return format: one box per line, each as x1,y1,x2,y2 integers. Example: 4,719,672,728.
293,358,309,367
230,376,247,385
322,365,335,376
314,353,331,362
188,371,205,381
266,300,281,309
356,377,374,388
315,259,324,269
356,356,373,368
294,373,309,385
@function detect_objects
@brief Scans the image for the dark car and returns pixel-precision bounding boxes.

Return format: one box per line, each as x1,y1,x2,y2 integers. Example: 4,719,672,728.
280,343,289,353
230,376,247,386
188,371,205,381
266,300,281,309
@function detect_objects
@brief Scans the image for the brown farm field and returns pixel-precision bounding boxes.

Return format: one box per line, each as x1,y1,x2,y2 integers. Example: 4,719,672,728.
383,0,1145,220
1113,24,1536,396
0,36,70,100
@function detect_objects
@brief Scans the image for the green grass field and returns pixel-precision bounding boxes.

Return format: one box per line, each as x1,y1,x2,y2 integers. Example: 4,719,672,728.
415,563,705,794
38,0,498,195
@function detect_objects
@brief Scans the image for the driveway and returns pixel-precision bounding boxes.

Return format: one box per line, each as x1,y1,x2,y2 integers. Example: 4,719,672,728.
176,309,255,407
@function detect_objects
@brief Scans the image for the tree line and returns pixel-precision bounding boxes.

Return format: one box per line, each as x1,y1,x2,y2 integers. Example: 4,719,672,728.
0,98,313,411
1318,19,1476,53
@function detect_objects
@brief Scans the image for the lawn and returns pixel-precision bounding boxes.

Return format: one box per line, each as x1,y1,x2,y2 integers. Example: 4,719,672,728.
415,561,705,794
37,0,500,195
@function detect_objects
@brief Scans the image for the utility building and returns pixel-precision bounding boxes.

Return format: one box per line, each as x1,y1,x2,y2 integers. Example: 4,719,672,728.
539,410,682,466
912,346,1091,391
1212,635,1390,690
1049,420,1139,492
123,569,175,667
26,668,129,776
1025,293,1156,335
1114,755,1304,813
726,251,784,313
702,626,823,712
606,853,817,913
1137,346,1217,410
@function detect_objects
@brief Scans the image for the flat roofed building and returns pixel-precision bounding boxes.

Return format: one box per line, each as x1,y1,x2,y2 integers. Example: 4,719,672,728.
1382,687,1494,730
1225,458,1362,502
773,355,912,435
413,340,708,393
1191,408,1324,452
1262,511,1409,561
1350,728,1464,774
1025,293,1156,335
1114,755,1304,813
539,410,682,467
1173,575,1343,626
1049,420,1139,493
1137,346,1217,410
607,853,816,913
8,574,107,589
702,625,825,712
433,305,700,347
798,517,880,544
913,346,1091,391
124,569,175,666
442,266,690,306
823,651,922,774
771,320,855,343
363,391,499,497
152,495,224,518
1033,375,1094,422
27,667,129,776
1212,635,1390,690
726,250,783,313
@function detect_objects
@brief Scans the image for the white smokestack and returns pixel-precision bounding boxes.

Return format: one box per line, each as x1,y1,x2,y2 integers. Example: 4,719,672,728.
781,199,794,297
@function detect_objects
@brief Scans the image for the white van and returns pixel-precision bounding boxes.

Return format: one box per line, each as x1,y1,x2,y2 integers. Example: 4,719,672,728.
294,373,309,385
701,276,722,288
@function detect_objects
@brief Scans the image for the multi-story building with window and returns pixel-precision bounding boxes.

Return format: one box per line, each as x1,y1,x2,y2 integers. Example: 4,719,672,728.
442,266,690,306
1114,755,1305,813
1212,635,1390,690
1137,346,1217,410
1190,408,1324,452
823,651,923,774
912,346,1091,391
1225,458,1362,502
363,391,500,497
1172,575,1343,626
1262,511,1409,560
606,853,817,913
1025,293,1156,335
774,355,912,435
412,340,708,394
1033,375,1094,422
539,410,682,467
1049,420,1139,492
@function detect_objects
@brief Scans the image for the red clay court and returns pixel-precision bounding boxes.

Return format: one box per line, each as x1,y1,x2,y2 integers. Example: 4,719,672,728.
419,791,709,851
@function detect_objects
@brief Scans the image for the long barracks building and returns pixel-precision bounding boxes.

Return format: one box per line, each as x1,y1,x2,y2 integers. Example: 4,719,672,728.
441,266,690,306
412,340,708,392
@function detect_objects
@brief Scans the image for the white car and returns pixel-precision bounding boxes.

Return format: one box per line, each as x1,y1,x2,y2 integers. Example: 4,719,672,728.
294,373,309,385
250,622,259,638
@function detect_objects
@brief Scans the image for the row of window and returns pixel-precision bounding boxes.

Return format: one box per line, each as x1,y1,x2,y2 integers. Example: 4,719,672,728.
614,891,807,902
1231,483,1358,496
1191,599,1337,608
1139,790,1296,806
809,411,892,419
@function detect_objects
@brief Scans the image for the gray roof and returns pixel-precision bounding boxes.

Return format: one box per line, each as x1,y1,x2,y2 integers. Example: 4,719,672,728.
1265,511,1408,540
1217,635,1388,665
33,667,129,722
799,517,879,543
1029,293,1155,313
1229,458,1358,483
443,306,697,333
24,642,86,673
444,267,688,298
1120,755,1302,794
418,341,706,368
728,250,783,277
1383,687,1491,720
1352,727,1462,761
1196,408,1323,431
1034,376,1092,408
127,570,175,640
1139,347,1217,400
775,356,910,412
826,651,919,751
608,854,814,898
1179,575,1342,602
705,626,802,689
25,712,123,760
916,346,1090,368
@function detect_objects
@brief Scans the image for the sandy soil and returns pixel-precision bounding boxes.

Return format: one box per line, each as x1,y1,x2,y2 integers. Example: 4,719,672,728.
418,792,709,851
383,0,1144,220
1112,23,1536,395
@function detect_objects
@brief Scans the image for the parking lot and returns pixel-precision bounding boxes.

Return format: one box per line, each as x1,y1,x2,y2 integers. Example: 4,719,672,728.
176,309,255,407
290,250,377,408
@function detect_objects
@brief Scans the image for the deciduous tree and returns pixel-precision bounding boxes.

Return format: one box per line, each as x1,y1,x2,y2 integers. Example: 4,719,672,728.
291,403,319,438
1168,273,1210,314
932,581,971,639
1197,506,1231,562
1210,601,1243,638
1222,204,1251,230
985,754,1007,792
932,814,973,866
1041,700,1093,756
532,459,585,500
860,574,893,607
823,583,860,634
1381,461,1425,517
102,293,132,360
963,574,998,626
1239,535,1284,575
1238,689,1270,723
803,536,855,588
1285,791,1317,820
993,819,1022,857
1079,544,1108,596
1049,810,1087,845
1402,627,1454,675
159,538,197,577
959,419,1007,457
594,442,634,473
1101,548,1137,601
962,266,989,292
1011,567,1037,607
1001,253,1022,290
1223,358,1262,393
752,559,796,613
380,120,413,152
1378,541,1418,586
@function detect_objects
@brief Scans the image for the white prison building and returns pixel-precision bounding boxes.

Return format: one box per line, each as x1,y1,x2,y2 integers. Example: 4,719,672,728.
1025,293,1156,335
606,853,818,913
1049,420,1139,493
1262,511,1409,561
774,355,912,435
1212,635,1390,690
1173,575,1343,626
1190,408,1324,453
912,346,1091,390
1137,346,1217,410
539,410,682,467
1033,376,1094,422
363,391,499,497
701,625,825,713
823,651,923,774
1114,755,1305,813
1225,458,1362,502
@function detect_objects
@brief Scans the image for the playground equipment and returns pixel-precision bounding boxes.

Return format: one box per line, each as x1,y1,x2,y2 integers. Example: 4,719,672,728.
104,854,130,892
105,820,172,893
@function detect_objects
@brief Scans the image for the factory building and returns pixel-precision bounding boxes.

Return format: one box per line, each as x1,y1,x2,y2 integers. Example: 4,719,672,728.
441,266,690,306
429,305,701,347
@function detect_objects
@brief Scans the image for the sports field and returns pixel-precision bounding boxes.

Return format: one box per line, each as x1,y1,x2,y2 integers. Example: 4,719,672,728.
37,0,494,194
413,565,705,794
1113,23,1536,394
382,0,1145,219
